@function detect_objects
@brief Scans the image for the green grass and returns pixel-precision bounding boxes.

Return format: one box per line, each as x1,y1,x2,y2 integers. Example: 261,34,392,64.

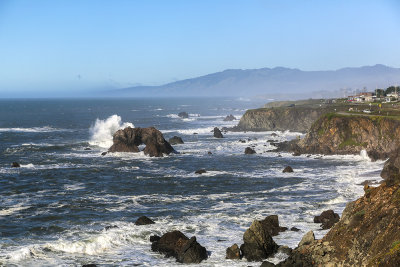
339,138,364,149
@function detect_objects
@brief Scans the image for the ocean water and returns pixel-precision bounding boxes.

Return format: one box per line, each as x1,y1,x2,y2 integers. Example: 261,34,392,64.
0,98,384,267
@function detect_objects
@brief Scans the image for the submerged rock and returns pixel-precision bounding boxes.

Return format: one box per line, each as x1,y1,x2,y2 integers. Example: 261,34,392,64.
282,166,293,173
195,169,207,175
104,225,118,231
169,136,184,145
178,112,189,119
108,127,175,157
226,243,241,259
101,152,107,156
245,147,256,154
11,162,20,168
314,210,340,229
213,127,223,138
151,230,208,263
223,114,236,121
135,216,155,225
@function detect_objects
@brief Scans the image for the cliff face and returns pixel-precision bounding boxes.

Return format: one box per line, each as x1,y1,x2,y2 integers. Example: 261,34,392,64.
237,107,328,132
296,114,400,159
279,149,400,266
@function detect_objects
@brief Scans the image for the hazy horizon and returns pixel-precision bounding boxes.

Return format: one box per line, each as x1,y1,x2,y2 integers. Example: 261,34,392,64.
0,0,400,97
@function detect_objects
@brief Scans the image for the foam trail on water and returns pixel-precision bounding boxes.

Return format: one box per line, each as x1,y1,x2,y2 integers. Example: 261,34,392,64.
89,115,134,148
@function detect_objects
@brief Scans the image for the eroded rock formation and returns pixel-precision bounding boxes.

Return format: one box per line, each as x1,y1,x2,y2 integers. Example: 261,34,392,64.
108,127,175,157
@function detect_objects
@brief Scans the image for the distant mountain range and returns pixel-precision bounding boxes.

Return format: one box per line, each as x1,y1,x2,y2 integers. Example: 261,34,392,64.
107,64,400,99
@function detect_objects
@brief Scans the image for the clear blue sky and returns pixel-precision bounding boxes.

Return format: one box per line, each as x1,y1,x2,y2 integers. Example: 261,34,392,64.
0,0,399,94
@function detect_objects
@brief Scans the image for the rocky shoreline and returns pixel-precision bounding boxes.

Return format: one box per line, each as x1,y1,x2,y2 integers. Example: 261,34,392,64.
100,108,400,266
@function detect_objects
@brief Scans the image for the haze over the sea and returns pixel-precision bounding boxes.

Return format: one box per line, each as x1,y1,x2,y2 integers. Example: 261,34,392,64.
0,0,399,97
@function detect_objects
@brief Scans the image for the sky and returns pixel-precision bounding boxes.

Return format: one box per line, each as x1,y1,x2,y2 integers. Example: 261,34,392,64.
0,0,399,96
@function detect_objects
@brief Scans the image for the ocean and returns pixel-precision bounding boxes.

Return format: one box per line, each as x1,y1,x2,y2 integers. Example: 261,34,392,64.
0,98,384,266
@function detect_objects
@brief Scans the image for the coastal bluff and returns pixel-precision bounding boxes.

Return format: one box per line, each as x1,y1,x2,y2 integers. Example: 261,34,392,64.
278,113,400,160
235,99,354,132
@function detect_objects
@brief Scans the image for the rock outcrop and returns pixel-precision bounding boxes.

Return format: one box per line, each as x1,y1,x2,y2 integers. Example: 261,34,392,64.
277,149,400,266
213,127,223,138
108,127,175,157
275,114,400,160
236,106,332,132
296,114,400,159
381,148,400,186
240,218,279,261
151,231,208,263
259,215,288,236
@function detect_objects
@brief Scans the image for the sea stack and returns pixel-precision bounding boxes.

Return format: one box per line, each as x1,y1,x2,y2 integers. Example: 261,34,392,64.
108,127,175,157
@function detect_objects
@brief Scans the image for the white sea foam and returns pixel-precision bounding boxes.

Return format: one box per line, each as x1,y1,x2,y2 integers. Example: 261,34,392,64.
89,115,134,148
20,163,35,168
162,127,214,135
0,203,30,216
166,114,180,119
0,126,67,133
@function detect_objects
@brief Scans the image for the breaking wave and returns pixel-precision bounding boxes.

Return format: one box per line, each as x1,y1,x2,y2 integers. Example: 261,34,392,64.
89,115,134,148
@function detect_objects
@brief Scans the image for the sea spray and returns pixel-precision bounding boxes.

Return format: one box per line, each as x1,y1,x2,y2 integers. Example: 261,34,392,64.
89,115,134,148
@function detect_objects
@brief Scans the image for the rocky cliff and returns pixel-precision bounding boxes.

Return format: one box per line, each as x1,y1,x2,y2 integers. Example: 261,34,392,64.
293,114,400,159
277,149,400,266
236,107,330,132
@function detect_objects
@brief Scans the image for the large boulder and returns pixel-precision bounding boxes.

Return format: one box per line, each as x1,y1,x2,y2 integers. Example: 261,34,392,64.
240,219,278,261
151,231,208,263
259,215,288,236
226,243,241,259
178,112,189,119
108,127,175,157
223,114,236,121
313,210,340,229
213,127,223,138
169,136,184,145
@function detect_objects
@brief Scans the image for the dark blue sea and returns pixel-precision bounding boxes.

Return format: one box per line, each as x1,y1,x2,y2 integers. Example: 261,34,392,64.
0,98,383,266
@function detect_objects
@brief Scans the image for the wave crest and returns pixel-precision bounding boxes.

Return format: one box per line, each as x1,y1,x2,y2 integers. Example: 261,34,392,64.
89,115,134,148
